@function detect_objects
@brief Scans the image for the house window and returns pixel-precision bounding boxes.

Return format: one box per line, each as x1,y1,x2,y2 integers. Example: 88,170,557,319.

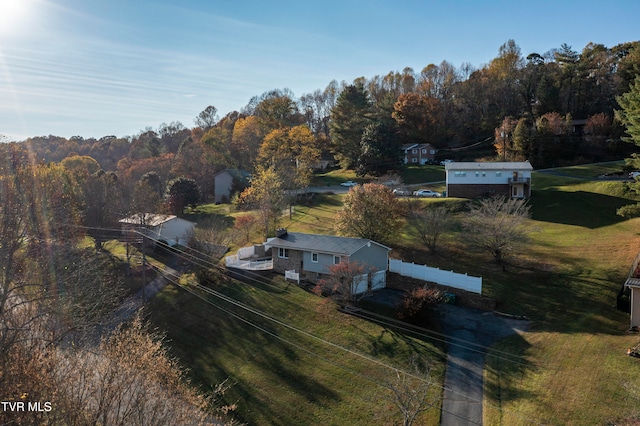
421,149,427,154
430,149,435,154
411,158,417,163
475,171,479,177
496,172,502,177
311,252,318,263
334,255,341,265
454,171,466,177
278,248,289,259
482,172,486,177
412,149,417,154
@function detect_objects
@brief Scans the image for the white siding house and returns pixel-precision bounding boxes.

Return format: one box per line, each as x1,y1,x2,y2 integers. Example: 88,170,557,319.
445,161,533,198
119,214,196,247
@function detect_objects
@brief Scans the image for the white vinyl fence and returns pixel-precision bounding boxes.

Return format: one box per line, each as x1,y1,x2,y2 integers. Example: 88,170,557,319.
285,269,300,284
225,254,273,270
389,259,482,294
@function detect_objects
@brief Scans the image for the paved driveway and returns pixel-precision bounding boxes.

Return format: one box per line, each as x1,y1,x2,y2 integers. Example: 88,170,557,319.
439,305,529,425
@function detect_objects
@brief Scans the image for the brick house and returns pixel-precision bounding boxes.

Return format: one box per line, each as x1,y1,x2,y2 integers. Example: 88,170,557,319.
402,143,437,165
265,229,391,284
445,161,533,199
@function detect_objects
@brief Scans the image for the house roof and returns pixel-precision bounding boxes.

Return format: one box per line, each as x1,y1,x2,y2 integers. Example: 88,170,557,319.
445,161,533,171
266,232,391,256
214,169,251,181
401,143,419,151
119,213,194,227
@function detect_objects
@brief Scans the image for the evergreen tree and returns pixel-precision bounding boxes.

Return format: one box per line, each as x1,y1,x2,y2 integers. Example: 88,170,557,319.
329,83,371,169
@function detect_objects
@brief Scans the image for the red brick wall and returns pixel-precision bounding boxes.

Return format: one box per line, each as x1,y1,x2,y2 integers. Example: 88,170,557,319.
447,184,510,198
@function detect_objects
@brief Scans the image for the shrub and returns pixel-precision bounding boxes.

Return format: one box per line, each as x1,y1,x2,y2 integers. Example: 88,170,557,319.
398,287,443,324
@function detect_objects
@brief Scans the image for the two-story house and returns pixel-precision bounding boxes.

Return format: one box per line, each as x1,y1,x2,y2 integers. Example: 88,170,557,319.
445,161,533,199
402,143,437,165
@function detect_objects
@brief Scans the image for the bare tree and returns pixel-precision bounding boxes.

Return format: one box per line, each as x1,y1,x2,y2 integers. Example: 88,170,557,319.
382,355,438,426
462,195,531,269
409,204,452,254
195,105,219,131
312,261,372,304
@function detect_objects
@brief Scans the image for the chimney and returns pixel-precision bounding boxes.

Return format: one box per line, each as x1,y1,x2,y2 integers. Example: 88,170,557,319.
276,228,287,238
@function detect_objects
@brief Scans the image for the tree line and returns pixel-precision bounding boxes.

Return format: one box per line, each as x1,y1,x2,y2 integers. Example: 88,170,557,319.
0,39,638,200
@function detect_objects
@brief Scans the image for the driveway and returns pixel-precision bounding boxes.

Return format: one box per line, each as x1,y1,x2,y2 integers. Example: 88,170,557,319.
438,304,529,425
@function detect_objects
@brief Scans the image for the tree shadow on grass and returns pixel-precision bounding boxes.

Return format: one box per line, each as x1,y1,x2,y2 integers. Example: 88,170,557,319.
530,190,632,229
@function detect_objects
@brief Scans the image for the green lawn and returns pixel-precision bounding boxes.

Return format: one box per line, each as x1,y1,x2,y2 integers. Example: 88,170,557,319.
148,274,445,425
146,163,640,425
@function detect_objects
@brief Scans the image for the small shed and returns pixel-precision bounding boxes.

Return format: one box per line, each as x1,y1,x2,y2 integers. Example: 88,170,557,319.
119,213,195,247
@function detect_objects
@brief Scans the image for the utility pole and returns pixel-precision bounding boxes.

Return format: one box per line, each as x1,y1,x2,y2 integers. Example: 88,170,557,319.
141,233,146,302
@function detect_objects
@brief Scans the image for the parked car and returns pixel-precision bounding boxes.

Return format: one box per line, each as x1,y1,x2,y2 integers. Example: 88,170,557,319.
439,159,453,166
413,189,441,197
392,188,411,196
340,180,358,187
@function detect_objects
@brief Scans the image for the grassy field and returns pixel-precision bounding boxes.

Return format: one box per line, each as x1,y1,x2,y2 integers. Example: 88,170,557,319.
147,163,640,425
148,273,445,425
482,170,640,425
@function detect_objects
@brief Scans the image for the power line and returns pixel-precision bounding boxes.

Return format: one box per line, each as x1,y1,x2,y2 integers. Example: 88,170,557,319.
148,262,485,426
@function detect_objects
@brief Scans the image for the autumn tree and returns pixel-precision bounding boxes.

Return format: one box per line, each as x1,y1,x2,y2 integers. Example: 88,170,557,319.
83,170,124,251
335,183,404,244
233,214,258,243
231,115,264,170
238,166,287,238
393,92,441,146
462,195,531,269
258,124,320,192
60,154,102,176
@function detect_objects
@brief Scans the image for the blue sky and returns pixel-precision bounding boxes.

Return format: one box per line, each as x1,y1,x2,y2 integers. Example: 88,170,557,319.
1,0,639,141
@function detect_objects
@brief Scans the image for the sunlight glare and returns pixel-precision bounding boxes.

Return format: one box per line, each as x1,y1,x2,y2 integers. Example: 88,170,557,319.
0,0,32,35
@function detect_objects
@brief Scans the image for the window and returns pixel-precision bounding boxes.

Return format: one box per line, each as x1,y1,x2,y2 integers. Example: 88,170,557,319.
334,255,341,265
454,171,466,177
496,171,502,177
311,252,318,263
421,149,427,154
412,149,417,154
278,248,289,259
475,171,479,177
411,158,417,163
430,149,435,154
482,172,486,177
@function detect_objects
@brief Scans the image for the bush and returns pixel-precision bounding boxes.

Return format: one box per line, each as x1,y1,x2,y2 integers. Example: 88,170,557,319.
398,287,443,324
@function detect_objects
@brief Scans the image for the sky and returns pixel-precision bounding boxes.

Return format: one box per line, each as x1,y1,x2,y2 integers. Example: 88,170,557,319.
1,0,639,141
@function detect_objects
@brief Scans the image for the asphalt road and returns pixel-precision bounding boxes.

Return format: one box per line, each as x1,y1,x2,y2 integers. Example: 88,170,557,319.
438,305,529,426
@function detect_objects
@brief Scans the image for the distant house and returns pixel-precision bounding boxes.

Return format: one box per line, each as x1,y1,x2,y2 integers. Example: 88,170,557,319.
214,169,250,203
119,213,195,247
402,143,437,165
625,252,640,329
445,161,533,199
265,229,391,285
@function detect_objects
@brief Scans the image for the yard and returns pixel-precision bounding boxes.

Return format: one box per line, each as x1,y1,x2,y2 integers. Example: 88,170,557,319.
147,161,640,425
